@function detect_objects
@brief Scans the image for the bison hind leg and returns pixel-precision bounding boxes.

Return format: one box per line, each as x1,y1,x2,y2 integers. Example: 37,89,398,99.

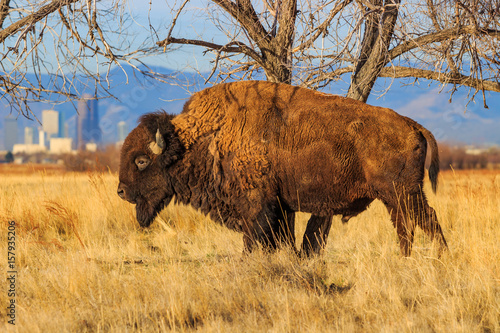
416,205,448,256
385,191,448,257
385,203,415,257
404,192,448,256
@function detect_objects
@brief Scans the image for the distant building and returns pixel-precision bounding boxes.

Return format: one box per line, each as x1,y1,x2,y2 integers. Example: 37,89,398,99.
85,142,97,152
465,146,489,156
39,129,46,149
24,127,34,145
76,95,101,149
58,112,65,138
49,138,73,154
13,144,46,154
42,110,60,139
117,121,127,142
4,116,18,151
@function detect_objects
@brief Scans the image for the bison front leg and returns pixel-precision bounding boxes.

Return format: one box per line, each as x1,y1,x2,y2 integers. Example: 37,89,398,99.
301,215,333,257
240,213,281,253
258,207,296,252
239,195,296,253
242,228,257,254
275,209,297,250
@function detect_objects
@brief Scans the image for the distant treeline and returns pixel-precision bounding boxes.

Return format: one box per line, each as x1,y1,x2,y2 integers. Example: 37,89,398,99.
439,144,500,170
3,145,121,173
61,145,121,172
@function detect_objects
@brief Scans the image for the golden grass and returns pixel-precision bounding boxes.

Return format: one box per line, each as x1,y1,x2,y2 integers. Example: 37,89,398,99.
0,168,499,332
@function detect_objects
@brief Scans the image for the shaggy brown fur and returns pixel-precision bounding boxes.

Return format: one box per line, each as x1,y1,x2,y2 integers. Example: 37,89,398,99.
118,81,448,257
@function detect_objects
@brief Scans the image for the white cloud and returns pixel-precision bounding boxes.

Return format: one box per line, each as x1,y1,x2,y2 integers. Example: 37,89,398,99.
393,88,499,144
397,88,449,120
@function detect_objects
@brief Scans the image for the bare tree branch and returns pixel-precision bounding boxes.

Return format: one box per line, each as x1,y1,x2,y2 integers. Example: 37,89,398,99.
0,0,80,44
379,66,500,93
164,0,191,51
347,0,402,101
158,36,264,67
388,25,500,62
0,0,10,28
293,0,352,53
1,0,175,118
212,0,271,49
300,65,355,88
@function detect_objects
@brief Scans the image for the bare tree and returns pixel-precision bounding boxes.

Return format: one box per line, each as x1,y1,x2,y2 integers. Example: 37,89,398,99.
159,0,500,104
2,1,498,120
0,0,164,120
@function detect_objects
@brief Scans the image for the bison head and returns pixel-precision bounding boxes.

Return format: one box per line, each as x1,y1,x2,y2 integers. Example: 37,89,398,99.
117,112,184,227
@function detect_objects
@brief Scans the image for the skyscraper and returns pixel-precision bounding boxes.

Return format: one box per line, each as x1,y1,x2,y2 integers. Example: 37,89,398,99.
42,110,59,140
24,127,34,144
76,94,101,150
39,128,46,149
58,112,65,138
4,116,18,151
117,121,127,143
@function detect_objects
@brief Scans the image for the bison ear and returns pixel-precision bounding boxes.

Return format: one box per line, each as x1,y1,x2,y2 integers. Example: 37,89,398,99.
148,128,165,155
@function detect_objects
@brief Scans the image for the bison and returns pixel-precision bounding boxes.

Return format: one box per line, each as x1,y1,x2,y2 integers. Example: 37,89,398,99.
117,80,448,257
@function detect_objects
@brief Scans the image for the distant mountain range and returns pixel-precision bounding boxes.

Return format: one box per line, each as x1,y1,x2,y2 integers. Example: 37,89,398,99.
1,65,499,149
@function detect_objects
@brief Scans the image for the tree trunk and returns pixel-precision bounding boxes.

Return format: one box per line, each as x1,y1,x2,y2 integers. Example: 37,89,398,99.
347,0,401,102
261,0,297,84
262,50,293,84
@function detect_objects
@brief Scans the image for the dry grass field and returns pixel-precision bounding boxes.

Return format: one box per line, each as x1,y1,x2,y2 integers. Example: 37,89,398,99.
1,164,499,332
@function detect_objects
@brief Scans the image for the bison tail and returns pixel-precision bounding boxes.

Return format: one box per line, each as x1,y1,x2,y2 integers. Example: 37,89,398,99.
420,126,439,193
404,117,439,193
426,130,439,193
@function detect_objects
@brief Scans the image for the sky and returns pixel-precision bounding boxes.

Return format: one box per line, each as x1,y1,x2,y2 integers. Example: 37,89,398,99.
123,0,220,71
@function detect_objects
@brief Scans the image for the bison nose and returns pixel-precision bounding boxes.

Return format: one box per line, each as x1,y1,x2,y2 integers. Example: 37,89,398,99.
117,182,126,200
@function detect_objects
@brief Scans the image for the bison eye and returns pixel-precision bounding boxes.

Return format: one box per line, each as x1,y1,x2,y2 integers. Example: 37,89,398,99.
135,155,151,171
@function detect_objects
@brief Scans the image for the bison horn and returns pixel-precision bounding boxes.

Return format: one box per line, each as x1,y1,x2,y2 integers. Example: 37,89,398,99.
148,128,165,155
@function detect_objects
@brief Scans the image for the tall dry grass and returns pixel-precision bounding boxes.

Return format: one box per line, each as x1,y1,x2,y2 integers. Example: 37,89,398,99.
0,168,499,332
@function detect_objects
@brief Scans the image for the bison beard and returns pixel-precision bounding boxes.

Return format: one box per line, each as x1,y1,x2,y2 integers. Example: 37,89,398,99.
135,197,164,228
118,80,448,257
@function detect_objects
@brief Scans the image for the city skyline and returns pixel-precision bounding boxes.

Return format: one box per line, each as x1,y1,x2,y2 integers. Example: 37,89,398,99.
76,95,101,150
1,100,131,152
